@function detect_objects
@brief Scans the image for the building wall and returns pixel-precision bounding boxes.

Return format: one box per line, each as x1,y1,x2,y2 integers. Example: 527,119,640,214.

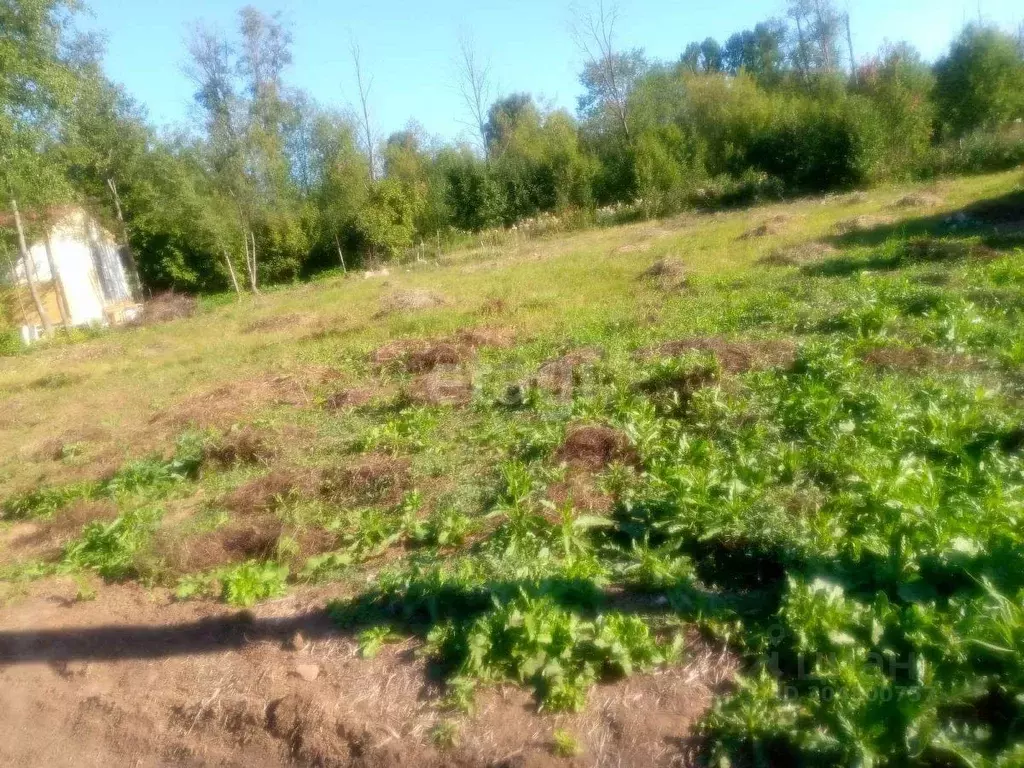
13,209,138,330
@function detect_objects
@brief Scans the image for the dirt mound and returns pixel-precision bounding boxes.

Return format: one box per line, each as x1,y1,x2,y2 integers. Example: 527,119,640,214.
224,470,313,516
379,289,448,314
639,256,688,289
758,241,839,267
324,388,377,411
406,368,473,406
556,425,639,471
372,340,472,374
320,454,411,506
890,192,943,210
643,337,797,374
531,348,602,401
863,346,978,373
138,293,197,325
740,214,791,239
206,426,277,467
834,214,895,235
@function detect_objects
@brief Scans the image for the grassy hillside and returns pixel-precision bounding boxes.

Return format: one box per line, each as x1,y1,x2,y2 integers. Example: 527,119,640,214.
2,169,1024,765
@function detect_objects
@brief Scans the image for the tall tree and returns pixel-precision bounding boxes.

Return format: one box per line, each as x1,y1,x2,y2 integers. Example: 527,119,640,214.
454,32,494,157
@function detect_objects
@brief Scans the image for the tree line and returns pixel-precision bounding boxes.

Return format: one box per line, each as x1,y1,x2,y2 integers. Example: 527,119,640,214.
2,0,1024,299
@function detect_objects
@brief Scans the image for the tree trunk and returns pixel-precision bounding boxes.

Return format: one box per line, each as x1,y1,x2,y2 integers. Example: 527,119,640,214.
334,232,347,273
246,230,260,294
845,13,856,82
10,198,52,338
43,231,72,328
222,247,241,296
106,177,142,300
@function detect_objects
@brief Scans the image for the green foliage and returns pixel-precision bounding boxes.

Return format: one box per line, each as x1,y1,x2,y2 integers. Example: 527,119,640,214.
217,561,289,607
62,507,161,580
552,729,582,758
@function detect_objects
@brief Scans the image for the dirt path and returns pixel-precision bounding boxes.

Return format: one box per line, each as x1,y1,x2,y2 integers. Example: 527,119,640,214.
0,579,727,767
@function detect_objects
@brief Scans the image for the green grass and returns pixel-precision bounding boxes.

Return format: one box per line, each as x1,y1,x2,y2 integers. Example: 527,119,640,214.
2,170,1024,765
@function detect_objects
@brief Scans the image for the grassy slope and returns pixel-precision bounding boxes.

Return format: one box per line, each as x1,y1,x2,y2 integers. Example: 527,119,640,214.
2,169,1024,765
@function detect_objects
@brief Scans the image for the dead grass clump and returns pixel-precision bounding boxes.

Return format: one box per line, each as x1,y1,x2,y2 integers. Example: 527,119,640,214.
639,256,688,290
223,470,312,516
834,214,895,235
905,237,999,264
644,337,798,374
138,293,197,325
320,454,411,506
205,426,277,467
242,312,307,334
863,346,978,373
379,289,448,315
372,340,473,374
157,374,312,430
546,472,614,515
6,500,121,562
324,388,377,411
556,425,638,471
615,241,653,254
533,348,602,401
161,515,285,573
740,214,791,240
406,368,473,406
890,192,943,210
758,241,839,267
478,297,508,316
453,326,516,349
638,365,719,413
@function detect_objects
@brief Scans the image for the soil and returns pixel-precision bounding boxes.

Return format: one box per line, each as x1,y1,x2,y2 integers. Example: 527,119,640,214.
324,388,378,411
0,580,729,767
641,337,798,375
223,470,316,517
545,471,615,515
372,341,473,374
556,425,639,472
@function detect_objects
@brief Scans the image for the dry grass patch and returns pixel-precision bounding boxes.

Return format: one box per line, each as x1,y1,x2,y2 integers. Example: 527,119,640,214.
137,292,197,325
863,346,980,373
556,425,638,472
379,288,448,315
740,214,792,239
834,214,896,235
758,241,838,267
406,368,474,407
640,256,688,290
320,454,411,506
532,347,602,401
642,337,798,374
890,192,943,210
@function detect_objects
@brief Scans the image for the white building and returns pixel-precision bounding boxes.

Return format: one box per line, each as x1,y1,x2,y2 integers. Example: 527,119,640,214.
5,207,142,342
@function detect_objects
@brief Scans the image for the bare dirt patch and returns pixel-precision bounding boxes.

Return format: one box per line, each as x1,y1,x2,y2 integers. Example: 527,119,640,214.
320,454,411,506
556,425,639,472
136,292,198,325
1,500,119,564
0,580,729,768
758,241,839,267
641,337,798,374
379,289,448,315
546,471,614,515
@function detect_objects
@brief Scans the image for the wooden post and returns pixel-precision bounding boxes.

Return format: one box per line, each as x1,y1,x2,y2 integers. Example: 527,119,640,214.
10,198,52,338
43,230,72,328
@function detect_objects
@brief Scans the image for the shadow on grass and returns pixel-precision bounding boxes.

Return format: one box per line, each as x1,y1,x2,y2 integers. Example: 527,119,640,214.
803,189,1024,278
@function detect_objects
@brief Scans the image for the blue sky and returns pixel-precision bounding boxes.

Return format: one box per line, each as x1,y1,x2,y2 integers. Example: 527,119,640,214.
82,0,1023,143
